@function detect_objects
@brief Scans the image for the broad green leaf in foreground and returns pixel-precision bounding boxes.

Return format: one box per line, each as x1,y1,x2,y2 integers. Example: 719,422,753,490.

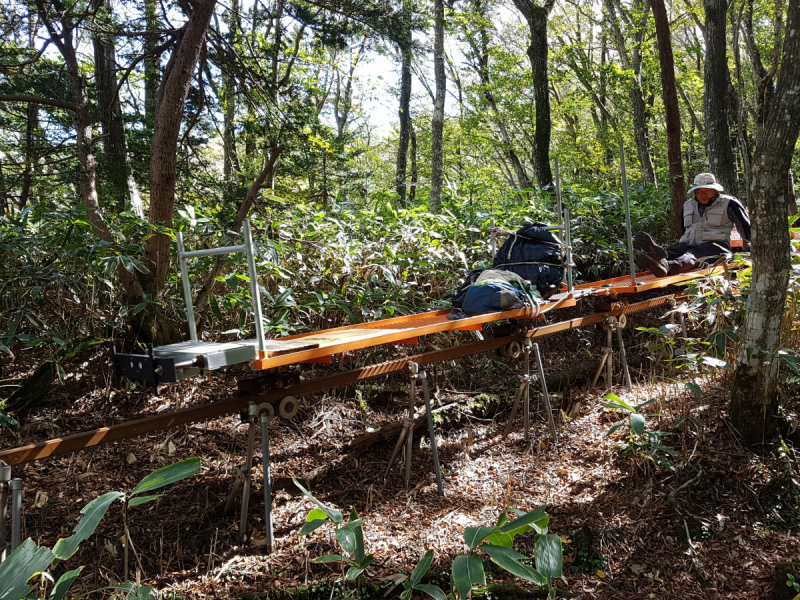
130,457,201,496
452,553,486,598
535,533,563,581
0,539,55,600
53,491,124,560
480,544,547,586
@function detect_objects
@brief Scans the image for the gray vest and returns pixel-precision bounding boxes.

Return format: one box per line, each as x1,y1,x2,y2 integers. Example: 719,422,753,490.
679,195,734,246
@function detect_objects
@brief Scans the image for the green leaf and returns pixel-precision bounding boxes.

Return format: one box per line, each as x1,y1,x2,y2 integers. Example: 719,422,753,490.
128,494,162,508
535,534,563,581
480,544,547,585
401,589,412,600
605,422,626,437
414,584,447,600
497,505,548,535
630,413,646,436
464,526,496,549
120,255,135,273
336,525,357,556
129,258,150,274
452,554,485,599
685,382,702,401
346,555,373,579
314,554,344,563
410,549,435,587
603,395,636,412
484,530,514,548
131,457,200,496
0,539,55,600
49,567,83,600
292,478,343,524
53,491,124,560
298,519,328,536
307,508,328,522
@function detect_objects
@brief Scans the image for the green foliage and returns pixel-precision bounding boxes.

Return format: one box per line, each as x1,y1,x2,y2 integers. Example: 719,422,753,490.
296,478,444,598
603,394,676,471
0,458,201,600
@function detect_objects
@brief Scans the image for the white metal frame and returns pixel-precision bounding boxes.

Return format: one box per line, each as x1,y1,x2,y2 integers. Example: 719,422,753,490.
175,220,266,355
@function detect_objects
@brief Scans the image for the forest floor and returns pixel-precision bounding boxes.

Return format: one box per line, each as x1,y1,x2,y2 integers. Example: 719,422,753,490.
2,303,800,600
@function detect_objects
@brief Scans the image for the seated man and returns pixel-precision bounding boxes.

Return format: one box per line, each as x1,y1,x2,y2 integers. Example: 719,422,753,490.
634,172,751,277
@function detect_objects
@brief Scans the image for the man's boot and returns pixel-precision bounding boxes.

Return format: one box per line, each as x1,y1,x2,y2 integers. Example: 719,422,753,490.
635,252,669,277
634,232,668,261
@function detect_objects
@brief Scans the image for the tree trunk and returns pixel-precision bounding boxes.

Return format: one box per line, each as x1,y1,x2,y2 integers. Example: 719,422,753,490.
704,0,738,196
223,0,239,180
92,0,144,216
652,0,686,234
395,27,413,206
731,0,800,444
605,0,657,186
429,0,446,213
512,0,554,189
141,0,217,298
409,124,418,205
144,0,160,127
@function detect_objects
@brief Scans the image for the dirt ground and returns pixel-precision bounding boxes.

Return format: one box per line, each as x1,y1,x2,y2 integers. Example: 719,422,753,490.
2,304,799,599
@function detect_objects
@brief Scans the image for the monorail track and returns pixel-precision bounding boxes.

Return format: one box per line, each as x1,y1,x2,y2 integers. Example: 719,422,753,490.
0,293,678,466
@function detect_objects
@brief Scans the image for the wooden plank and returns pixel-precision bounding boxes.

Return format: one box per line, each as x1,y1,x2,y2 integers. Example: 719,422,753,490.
262,339,320,357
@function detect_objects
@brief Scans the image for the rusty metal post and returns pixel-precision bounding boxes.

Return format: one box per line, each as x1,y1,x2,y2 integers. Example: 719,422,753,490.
239,403,258,542
405,364,416,490
260,413,273,553
533,343,558,445
420,370,443,496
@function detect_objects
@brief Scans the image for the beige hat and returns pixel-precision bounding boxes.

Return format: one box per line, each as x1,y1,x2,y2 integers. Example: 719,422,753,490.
687,172,724,194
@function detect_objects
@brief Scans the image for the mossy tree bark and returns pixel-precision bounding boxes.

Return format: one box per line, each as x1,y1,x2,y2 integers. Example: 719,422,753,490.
730,0,800,444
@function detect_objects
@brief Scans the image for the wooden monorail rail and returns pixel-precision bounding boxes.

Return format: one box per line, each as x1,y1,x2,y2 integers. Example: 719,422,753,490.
0,294,677,466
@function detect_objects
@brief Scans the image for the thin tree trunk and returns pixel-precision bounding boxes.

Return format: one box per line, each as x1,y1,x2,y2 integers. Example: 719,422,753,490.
141,0,217,298
395,26,413,206
464,0,532,192
223,0,239,180
605,0,657,186
144,0,160,127
512,0,555,188
429,0,446,213
731,0,800,444
409,124,418,205
704,0,738,196
652,0,686,234
93,0,144,216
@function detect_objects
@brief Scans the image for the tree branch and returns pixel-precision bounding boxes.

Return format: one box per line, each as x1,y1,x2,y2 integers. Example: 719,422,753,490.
0,94,77,112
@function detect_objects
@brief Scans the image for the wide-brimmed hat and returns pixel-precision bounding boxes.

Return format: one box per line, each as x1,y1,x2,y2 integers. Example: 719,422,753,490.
687,172,724,194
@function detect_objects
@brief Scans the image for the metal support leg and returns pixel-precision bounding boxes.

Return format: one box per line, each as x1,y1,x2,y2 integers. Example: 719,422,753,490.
590,348,612,390
0,464,10,562
404,369,415,491
502,381,528,439
260,414,273,553
533,343,558,445
420,371,444,496
384,422,411,482
239,403,258,542
678,311,688,338
606,328,614,387
523,342,531,440
10,478,22,552
616,323,633,391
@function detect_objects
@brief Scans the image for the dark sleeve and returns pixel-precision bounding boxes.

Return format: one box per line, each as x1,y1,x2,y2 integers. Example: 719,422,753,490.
727,198,751,240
